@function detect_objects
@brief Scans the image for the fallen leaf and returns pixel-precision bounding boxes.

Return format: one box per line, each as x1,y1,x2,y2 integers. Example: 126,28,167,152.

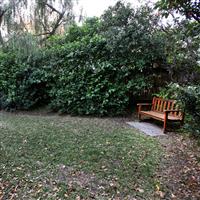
136,188,144,193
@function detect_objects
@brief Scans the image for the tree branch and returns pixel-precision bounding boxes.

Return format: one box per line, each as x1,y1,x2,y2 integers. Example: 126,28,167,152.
36,9,65,43
45,3,62,15
0,8,8,25
191,13,200,23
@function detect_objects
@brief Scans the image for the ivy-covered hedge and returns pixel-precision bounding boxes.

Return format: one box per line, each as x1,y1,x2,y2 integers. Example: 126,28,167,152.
0,2,198,116
0,4,163,115
0,51,50,110
46,33,153,115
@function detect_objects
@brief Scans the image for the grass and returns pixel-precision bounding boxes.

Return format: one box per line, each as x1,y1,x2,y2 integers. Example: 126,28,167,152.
0,112,162,199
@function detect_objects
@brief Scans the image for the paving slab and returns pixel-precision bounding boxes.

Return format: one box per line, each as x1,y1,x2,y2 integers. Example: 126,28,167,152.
126,121,165,136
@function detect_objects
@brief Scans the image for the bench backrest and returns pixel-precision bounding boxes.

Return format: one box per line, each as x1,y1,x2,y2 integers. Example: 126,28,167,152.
151,97,183,118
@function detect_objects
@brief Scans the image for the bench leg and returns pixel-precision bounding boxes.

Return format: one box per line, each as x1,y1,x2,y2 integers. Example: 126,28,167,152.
163,112,169,133
163,118,167,133
138,113,142,122
138,105,142,122
180,120,184,127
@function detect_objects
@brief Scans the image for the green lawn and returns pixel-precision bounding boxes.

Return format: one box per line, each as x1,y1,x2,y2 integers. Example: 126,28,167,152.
0,113,162,199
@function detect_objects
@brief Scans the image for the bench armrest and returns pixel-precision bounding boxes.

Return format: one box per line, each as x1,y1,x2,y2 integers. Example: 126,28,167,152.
164,109,185,122
137,103,152,113
164,109,181,113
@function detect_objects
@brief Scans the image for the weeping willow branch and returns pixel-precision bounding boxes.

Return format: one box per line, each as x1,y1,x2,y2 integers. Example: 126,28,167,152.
34,2,66,42
0,0,76,45
46,3,62,15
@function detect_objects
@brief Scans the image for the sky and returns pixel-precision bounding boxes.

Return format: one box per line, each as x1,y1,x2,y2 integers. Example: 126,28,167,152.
77,0,156,18
77,0,118,17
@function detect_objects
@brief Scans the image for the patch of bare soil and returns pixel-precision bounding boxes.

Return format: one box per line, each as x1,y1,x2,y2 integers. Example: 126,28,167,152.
156,133,200,200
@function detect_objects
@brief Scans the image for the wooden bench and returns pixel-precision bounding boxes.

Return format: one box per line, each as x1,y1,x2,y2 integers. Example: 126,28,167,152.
137,97,185,132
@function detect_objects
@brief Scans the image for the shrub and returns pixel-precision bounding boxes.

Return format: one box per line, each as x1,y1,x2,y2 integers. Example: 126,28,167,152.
179,85,200,136
2,2,193,116
157,83,200,136
46,27,154,115
0,49,51,110
49,61,129,115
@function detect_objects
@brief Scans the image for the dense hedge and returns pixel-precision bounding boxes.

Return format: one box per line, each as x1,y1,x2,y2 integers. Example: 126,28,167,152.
0,4,162,115
0,52,50,110
0,2,199,117
45,31,154,115
179,86,200,136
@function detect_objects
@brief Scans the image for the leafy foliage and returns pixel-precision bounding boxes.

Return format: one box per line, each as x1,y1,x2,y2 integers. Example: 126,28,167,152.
0,52,50,110
0,1,199,118
47,3,162,115
157,83,200,136
155,0,200,23
161,20,200,84
0,34,51,110
0,3,164,115
179,85,200,136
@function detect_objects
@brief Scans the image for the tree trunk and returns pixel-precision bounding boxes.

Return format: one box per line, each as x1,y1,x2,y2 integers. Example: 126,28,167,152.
0,30,4,46
0,8,6,46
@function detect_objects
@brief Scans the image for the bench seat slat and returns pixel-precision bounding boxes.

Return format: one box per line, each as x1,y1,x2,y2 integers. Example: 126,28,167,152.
140,111,182,121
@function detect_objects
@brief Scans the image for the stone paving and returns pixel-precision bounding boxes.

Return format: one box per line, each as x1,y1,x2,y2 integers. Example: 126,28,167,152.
126,121,165,136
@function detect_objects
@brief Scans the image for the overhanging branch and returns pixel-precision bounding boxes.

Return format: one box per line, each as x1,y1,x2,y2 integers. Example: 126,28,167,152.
46,3,62,15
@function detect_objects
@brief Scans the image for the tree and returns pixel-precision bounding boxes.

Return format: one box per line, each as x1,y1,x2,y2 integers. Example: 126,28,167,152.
0,0,76,45
155,0,200,23
100,1,164,72
161,20,200,83
155,0,200,84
